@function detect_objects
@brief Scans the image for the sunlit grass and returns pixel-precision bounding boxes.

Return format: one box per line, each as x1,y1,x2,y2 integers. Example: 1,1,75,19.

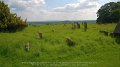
0,23,120,67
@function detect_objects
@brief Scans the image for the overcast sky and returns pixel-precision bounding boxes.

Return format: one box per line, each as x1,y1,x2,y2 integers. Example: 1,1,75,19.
2,0,120,21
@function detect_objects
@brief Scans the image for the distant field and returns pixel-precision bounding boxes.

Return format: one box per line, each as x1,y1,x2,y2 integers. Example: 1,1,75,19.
28,20,96,25
0,23,120,67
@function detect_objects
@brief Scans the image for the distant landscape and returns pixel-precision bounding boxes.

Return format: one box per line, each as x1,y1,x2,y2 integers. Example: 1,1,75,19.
28,20,96,25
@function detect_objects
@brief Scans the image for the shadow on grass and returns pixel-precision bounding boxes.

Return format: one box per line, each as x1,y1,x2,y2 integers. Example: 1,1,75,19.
115,37,120,44
0,27,27,33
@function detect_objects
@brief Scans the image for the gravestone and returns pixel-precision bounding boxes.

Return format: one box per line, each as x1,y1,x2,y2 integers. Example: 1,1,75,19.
72,22,80,29
25,42,30,51
66,37,75,46
72,23,76,29
110,21,120,37
51,29,54,32
76,22,80,29
84,22,87,31
113,21,120,33
38,32,43,39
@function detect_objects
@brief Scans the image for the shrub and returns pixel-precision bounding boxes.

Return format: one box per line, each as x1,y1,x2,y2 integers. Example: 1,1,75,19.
0,1,28,32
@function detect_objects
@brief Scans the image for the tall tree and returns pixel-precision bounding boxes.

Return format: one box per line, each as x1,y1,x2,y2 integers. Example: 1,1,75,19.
96,1,120,24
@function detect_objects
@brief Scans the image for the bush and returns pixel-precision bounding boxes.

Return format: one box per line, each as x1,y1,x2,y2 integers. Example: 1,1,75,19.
0,1,28,32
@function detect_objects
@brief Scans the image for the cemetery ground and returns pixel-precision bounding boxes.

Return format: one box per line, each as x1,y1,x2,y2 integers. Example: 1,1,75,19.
0,23,120,67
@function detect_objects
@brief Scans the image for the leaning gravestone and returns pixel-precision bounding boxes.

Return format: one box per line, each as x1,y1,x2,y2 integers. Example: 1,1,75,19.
111,21,120,37
66,37,75,46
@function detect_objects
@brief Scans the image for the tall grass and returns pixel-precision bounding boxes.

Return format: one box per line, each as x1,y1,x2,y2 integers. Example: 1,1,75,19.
0,23,120,67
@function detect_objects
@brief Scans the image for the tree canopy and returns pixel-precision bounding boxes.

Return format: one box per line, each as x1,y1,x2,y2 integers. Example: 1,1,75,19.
0,1,28,32
96,1,120,24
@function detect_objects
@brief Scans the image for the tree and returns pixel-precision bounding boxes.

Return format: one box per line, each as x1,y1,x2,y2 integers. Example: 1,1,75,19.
0,1,28,32
96,1,120,24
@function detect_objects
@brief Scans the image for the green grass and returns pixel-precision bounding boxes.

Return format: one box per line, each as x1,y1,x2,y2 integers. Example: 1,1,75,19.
0,23,120,67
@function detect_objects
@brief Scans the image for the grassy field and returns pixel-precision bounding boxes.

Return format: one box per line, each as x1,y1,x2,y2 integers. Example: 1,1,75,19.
0,23,120,67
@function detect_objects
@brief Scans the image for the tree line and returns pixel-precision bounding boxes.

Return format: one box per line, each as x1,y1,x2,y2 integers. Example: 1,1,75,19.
97,1,120,24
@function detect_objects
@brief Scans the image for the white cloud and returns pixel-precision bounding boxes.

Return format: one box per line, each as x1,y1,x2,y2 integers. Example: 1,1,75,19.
78,0,98,3
2,0,46,20
3,0,45,11
21,7,98,21
3,0,114,21
53,0,98,12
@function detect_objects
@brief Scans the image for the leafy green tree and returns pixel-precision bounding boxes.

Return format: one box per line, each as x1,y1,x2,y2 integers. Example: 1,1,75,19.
0,1,28,32
97,1,120,24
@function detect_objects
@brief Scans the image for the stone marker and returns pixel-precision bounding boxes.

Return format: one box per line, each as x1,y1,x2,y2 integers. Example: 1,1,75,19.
66,37,75,46
110,20,120,37
51,29,54,32
64,23,66,26
38,32,43,39
71,23,74,29
84,22,87,31
72,23,76,29
72,22,80,29
73,22,77,29
76,22,80,29
25,42,30,51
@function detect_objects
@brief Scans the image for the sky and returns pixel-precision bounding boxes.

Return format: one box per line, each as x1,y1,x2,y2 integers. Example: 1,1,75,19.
2,0,120,21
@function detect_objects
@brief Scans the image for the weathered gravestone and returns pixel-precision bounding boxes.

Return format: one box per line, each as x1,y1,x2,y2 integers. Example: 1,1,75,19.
38,32,43,39
72,23,76,29
24,42,30,52
84,22,87,31
66,37,75,46
51,29,54,32
72,22,80,29
76,22,80,29
110,21,120,37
